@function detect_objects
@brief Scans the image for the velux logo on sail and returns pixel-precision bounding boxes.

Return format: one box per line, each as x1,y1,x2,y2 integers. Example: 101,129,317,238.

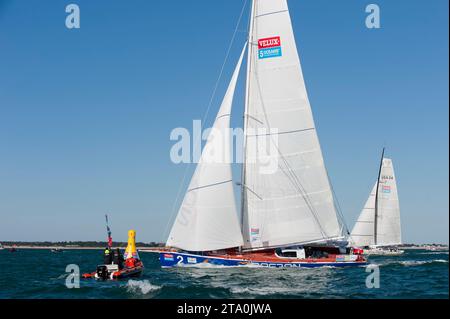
258,36,282,59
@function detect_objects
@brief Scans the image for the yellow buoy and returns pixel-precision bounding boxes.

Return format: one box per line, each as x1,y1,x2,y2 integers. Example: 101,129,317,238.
124,230,140,260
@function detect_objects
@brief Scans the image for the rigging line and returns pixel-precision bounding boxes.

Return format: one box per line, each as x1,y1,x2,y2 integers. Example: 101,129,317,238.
281,156,329,238
255,10,289,19
265,131,328,238
326,169,350,235
374,147,385,246
250,64,328,239
246,127,315,137
202,0,249,125
261,124,329,238
245,0,253,40
258,119,328,238
162,0,249,243
187,180,233,193
334,193,350,236
245,61,319,232
162,165,190,243
241,0,255,238
274,139,328,237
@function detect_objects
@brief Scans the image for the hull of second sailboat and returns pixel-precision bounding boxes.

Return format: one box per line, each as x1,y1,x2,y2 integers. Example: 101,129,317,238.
158,251,367,268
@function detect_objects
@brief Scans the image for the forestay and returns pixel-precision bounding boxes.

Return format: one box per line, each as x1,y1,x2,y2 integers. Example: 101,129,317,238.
166,45,247,252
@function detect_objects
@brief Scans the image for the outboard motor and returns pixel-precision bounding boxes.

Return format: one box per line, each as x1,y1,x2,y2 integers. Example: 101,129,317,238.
96,265,109,280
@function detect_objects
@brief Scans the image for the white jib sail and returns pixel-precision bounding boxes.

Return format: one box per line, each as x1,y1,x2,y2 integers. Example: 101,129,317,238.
166,44,247,252
349,183,377,247
242,0,341,250
376,158,402,246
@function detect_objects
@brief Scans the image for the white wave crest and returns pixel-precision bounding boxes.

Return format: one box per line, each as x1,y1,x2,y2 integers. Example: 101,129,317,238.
230,285,320,296
375,259,448,267
231,286,275,296
400,259,448,266
126,280,161,294
165,263,261,269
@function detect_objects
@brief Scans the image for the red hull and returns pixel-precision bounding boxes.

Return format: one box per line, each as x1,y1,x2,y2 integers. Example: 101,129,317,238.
82,261,144,280
158,248,367,267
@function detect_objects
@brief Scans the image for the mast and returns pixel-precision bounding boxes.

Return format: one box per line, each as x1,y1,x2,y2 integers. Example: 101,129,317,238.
373,147,385,246
240,0,255,233
240,0,342,250
105,214,112,249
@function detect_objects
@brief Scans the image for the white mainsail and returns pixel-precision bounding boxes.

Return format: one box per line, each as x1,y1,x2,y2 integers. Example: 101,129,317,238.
350,158,402,247
241,0,342,250
376,158,402,246
166,44,247,252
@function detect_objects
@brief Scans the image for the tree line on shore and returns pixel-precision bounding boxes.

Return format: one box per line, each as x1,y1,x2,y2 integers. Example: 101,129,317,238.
1,241,446,248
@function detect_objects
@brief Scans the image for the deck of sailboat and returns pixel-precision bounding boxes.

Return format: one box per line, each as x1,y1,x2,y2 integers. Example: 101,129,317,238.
210,251,349,264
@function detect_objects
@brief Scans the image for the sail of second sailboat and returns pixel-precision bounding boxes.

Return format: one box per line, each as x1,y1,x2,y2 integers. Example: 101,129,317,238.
349,150,403,256
158,0,367,268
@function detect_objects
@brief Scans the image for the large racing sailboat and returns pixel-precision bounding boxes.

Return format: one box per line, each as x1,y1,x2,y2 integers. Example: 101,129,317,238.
349,149,403,256
159,0,367,268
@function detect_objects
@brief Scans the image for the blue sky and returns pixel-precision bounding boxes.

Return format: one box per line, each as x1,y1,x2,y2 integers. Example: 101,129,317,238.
0,0,448,244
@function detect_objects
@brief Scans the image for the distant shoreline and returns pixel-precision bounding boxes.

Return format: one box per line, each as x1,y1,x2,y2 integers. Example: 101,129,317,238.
0,245,162,251
0,242,447,251
0,241,165,250
0,242,449,252
401,246,448,250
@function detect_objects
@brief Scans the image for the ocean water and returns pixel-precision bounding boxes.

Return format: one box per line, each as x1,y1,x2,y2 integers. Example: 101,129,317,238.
0,249,447,299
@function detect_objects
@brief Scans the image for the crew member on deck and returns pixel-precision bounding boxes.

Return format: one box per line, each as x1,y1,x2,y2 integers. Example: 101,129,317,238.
104,247,112,264
113,248,124,269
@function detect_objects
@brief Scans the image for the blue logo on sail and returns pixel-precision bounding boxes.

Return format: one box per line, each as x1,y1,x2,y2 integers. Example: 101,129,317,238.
259,47,282,59
258,36,282,59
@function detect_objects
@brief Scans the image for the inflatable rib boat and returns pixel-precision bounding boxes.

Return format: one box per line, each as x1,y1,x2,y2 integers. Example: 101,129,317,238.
82,229,144,280
82,259,144,280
